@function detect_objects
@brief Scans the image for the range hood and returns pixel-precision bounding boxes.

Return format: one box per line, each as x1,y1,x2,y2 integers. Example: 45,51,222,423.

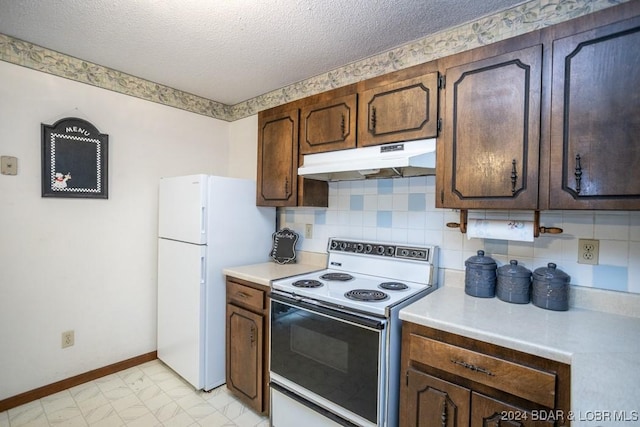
298,139,436,181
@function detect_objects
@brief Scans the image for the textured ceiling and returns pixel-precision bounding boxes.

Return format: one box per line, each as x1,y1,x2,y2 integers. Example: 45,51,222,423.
0,0,525,105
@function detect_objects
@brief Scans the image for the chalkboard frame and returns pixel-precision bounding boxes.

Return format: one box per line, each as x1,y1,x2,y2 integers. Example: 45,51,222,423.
270,228,299,264
41,117,109,199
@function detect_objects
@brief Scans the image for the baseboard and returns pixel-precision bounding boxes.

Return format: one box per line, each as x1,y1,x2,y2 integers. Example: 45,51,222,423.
0,351,157,413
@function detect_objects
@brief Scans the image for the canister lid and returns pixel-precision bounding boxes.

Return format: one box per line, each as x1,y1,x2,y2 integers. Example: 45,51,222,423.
497,260,532,278
533,263,570,283
465,250,497,269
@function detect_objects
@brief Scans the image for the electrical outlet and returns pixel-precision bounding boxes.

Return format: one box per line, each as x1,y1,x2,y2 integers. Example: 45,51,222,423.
61,330,74,348
578,239,599,265
305,224,313,239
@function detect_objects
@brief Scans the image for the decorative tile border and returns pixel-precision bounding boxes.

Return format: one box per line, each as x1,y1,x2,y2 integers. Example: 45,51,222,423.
0,0,627,122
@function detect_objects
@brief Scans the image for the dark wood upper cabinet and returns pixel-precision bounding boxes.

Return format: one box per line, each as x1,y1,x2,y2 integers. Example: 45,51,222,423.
255,2,640,211
256,107,328,207
549,14,640,209
256,108,298,207
358,73,439,147
300,94,357,154
438,42,542,209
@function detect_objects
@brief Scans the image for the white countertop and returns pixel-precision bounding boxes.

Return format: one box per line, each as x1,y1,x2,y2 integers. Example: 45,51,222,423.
223,251,327,287
223,261,324,287
399,281,640,426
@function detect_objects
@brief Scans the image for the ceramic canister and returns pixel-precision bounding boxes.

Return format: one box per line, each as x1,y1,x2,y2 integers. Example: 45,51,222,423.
532,263,571,311
496,260,532,304
464,250,497,298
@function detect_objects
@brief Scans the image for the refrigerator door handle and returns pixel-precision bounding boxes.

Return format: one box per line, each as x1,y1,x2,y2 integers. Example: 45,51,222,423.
200,255,206,285
200,206,206,236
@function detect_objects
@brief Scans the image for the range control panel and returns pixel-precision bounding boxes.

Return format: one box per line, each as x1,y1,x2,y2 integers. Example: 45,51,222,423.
327,238,432,262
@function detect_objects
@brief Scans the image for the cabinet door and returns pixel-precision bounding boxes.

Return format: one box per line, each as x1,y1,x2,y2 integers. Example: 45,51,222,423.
439,45,542,209
300,94,357,154
471,393,555,427
402,369,470,427
358,73,439,147
549,16,640,209
257,108,298,206
226,304,264,413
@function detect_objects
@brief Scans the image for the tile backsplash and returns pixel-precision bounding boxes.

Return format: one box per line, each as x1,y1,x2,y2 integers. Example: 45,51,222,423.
278,176,640,294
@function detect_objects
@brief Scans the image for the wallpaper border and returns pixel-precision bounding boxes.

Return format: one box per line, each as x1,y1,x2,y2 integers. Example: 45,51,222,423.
0,0,626,122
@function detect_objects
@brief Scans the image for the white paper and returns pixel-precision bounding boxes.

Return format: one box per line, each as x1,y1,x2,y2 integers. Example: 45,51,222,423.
467,219,535,242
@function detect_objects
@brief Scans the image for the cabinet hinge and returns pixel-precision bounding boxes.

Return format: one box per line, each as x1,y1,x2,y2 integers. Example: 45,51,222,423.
438,74,446,89
437,118,442,132
440,190,444,204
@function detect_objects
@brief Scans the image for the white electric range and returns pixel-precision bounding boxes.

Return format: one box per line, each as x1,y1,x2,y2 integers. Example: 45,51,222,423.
269,237,439,427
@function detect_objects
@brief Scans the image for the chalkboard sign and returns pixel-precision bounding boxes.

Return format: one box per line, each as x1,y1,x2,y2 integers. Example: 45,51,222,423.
270,228,299,264
41,117,109,199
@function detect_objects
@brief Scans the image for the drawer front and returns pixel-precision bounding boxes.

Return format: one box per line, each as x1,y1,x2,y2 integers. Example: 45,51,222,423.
227,281,264,311
409,334,556,408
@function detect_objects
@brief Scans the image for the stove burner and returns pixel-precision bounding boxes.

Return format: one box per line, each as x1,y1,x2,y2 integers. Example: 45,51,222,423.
345,289,389,302
292,279,324,288
320,273,354,281
379,282,409,291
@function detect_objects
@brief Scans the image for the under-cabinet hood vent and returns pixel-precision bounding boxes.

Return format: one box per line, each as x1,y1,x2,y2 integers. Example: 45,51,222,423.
298,139,436,181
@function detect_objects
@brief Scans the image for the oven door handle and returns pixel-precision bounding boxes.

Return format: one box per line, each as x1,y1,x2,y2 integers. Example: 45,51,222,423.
269,291,386,330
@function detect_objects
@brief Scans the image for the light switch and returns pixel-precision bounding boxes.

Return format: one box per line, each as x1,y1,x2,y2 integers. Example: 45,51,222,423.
1,156,18,175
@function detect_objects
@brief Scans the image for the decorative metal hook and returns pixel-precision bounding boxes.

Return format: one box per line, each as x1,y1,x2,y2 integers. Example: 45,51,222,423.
575,154,583,194
511,159,518,194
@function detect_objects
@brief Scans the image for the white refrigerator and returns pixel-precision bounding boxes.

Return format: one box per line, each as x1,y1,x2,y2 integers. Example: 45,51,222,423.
157,174,275,390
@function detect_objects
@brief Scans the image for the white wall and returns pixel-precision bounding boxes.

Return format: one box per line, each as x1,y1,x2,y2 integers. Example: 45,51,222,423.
228,115,259,180
0,61,235,399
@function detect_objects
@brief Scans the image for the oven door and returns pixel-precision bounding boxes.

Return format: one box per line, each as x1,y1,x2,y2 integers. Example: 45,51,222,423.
270,292,387,426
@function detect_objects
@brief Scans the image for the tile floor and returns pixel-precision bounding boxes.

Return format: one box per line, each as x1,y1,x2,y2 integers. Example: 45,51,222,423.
0,360,269,427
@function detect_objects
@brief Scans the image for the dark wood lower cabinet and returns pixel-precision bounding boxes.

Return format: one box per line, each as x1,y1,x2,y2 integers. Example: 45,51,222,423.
400,322,570,427
226,304,263,412
225,277,269,415
405,369,470,427
404,369,556,427
472,393,555,427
